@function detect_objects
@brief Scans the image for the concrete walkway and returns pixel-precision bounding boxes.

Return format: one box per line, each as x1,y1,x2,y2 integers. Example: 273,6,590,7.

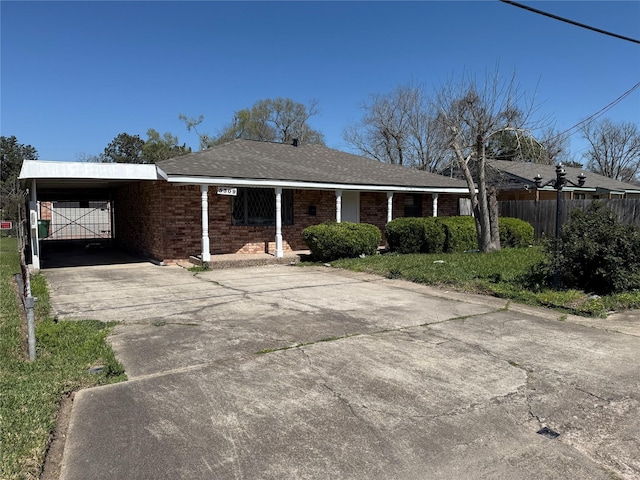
43,262,640,480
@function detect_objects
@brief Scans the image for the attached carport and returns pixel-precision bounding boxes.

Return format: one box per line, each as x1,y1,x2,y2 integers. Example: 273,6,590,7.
19,160,163,270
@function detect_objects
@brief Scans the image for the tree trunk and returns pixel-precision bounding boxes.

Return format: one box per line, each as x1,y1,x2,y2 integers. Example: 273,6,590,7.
452,142,482,242
488,185,501,249
475,136,499,252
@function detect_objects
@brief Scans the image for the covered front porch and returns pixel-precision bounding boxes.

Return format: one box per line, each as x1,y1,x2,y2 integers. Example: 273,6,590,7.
191,182,453,262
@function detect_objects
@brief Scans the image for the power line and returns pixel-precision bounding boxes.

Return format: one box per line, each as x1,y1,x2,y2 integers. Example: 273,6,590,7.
500,0,640,45
551,81,640,141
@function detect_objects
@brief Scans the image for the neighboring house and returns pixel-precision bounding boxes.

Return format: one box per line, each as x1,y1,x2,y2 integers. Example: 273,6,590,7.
488,160,640,201
20,139,471,268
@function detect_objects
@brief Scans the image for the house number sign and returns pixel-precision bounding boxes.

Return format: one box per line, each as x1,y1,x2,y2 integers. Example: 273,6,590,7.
217,187,238,196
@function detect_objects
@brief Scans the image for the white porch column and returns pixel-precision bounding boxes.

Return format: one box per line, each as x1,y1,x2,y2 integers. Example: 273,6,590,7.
200,185,211,262
274,187,283,258
29,179,40,271
432,193,439,217
386,192,394,249
335,190,342,223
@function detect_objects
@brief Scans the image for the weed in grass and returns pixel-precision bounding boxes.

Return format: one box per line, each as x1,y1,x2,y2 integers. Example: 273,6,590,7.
387,268,402,279
188,261,210,273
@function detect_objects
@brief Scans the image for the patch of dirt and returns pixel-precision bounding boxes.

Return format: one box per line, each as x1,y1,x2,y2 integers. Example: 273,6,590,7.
40,392,74,480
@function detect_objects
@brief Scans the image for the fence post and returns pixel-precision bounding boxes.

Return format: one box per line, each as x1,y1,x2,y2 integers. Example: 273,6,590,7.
19,204,37,361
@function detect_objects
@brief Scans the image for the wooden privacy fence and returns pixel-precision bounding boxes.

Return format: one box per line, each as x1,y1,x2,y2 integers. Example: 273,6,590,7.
499,199,640,240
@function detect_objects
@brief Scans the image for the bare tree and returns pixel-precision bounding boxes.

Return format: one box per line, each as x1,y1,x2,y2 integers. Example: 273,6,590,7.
179,114,212,150
537,127,572,165
485,126,571,165
343,84,449,172
581,119,640,182
434,70,539,252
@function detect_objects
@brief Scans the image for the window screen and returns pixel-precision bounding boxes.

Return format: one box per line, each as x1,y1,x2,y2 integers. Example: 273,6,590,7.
232,188,293,226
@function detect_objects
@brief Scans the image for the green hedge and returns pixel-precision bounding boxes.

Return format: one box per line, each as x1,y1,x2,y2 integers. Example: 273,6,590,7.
436,216,478,253
499,217,534,248
386,216,534,254
386,217,445,254
302,222,382,262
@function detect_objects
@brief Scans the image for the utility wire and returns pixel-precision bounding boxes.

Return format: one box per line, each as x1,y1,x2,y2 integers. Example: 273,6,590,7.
550,81,640,141
500,0,640,45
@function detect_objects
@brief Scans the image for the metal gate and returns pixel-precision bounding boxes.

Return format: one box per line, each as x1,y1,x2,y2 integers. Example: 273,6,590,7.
39,200,113,241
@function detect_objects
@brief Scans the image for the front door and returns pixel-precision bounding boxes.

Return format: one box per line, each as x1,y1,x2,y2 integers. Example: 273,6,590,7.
342,191,360,223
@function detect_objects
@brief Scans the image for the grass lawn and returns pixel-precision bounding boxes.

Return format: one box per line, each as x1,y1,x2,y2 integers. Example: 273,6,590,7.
329,246,640,317
0,236,126,480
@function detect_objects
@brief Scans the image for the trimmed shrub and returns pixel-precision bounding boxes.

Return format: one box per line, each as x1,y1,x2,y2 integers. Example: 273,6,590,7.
302,222,382,262
550,202,640,294
423,217,447,253
499,217,534,248
385,217,445,254
385,218,425,254
437,216,478,253
385,216,533,255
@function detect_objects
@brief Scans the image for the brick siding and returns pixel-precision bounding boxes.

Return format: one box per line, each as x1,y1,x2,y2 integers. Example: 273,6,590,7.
113,181,466,262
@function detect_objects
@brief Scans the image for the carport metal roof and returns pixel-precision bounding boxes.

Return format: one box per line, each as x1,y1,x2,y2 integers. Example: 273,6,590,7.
19,160,165,200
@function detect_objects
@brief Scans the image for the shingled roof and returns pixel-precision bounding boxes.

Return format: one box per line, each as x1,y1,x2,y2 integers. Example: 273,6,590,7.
488,160,640,195
157,139,469,191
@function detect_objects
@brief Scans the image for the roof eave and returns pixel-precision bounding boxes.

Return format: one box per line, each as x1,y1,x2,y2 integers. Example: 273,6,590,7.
538,186,597,192
164,175,470,194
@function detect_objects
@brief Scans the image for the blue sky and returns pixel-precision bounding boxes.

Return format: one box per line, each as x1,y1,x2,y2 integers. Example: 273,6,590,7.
2,1,639,164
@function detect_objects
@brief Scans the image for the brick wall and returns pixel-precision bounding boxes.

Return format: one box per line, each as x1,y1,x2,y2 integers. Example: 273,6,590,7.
114,181,467,262
114,181,182,261
437,194,462,217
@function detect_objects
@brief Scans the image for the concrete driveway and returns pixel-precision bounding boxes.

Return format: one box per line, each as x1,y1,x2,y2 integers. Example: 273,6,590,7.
44,262,640,480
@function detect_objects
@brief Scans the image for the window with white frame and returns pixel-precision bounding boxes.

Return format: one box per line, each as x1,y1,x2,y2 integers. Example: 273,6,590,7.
232,188,293,226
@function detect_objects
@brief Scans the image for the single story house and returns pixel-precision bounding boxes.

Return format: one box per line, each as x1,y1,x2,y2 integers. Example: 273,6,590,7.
488,159,640,201
20,139,471,269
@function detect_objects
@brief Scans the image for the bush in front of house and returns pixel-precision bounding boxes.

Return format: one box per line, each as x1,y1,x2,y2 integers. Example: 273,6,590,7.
437,216,478,253
385,217,445,254
499,217,534,248
386,218,424,254
387,216,534,254
423,218,447,253
550,202,640,294
302,222,382,262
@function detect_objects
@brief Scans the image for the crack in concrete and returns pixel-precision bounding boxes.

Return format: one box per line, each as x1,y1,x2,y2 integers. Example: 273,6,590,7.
318,382,399,465
194,273,364,298
255,309,505,356
573,386,610,404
